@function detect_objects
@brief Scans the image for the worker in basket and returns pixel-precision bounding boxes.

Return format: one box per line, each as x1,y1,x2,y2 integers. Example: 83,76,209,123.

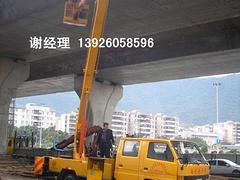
73,0,88,20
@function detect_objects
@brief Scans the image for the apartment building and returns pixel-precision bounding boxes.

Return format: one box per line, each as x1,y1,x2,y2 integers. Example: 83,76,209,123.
235,122,240,144
192,124,214,134
127,110,137,136
187,121,240,145
14,103,55,129
112,110,179,139
111,110,128,139
213,121,239,144
8,99,16,127
178,125,218,147
124,111,155,138
136,111,155,138
155,114,179,139
13,102,240,147
55,111,77,135
14,103,181,139
112,110,156,138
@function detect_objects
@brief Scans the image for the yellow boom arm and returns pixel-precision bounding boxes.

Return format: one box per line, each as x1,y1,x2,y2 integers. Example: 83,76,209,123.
74,0,109,159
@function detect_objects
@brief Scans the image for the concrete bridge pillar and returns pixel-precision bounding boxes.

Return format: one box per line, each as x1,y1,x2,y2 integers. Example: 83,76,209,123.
74,75,123,128
0,58,29,154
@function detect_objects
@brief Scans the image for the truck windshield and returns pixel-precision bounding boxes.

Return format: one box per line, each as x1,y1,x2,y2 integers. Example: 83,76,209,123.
171,141,207,164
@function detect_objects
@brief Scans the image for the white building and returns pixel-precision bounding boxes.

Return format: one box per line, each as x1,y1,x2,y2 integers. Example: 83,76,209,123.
112,110,179,139
178,125,218,147
56,111,77,135
155,114,179,139
14,103,56,129
127,111,155,138
137,112,155,138
111,110,128,138
235,122,240,144
127,110,137,136
184,121,240,146
192,124,214,134
212,121,238,144
9,99,16,127
112,110,156,138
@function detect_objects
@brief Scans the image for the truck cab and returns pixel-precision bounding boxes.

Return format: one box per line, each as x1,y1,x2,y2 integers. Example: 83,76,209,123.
115,137,209,180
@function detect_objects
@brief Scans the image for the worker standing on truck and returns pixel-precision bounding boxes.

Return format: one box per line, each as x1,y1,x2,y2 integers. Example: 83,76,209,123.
97,122,114,158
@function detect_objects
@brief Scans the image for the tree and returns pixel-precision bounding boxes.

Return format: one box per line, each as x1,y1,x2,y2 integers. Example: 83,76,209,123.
174,135,185,140
13,126,69,149
41,127,69,148
201,145,208,154
188,137,209,153
14,125,39,137
226,149,239,154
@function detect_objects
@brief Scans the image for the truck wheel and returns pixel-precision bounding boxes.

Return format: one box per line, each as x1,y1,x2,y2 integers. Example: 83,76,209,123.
63,174,77,180
232,170,240,176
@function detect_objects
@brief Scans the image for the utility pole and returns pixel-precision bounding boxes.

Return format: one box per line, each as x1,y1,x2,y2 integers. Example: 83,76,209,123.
213,82,221,124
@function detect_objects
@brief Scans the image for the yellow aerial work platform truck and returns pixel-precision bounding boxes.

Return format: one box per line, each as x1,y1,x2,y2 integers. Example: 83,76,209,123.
34,0,210,179
35,137,210,180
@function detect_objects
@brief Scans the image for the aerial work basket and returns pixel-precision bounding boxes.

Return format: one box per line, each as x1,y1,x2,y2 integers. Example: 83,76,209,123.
63,0,89,26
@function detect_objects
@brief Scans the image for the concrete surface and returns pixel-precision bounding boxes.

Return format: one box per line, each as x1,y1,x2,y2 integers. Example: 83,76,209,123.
0,59,29,154
74,76,123,127
1,0,240,61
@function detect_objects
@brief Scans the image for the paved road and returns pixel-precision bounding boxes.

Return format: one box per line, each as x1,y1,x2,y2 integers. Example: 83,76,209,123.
0,173,36,180
211,175,240,180
1,173,240,180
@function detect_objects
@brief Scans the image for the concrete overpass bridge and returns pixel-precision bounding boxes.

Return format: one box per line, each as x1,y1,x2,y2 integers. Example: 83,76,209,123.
1,0,240,153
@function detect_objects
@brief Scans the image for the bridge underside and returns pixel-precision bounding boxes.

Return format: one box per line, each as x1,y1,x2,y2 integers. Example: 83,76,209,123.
17,48,240,97
17,16,240,97
1,0,240,97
